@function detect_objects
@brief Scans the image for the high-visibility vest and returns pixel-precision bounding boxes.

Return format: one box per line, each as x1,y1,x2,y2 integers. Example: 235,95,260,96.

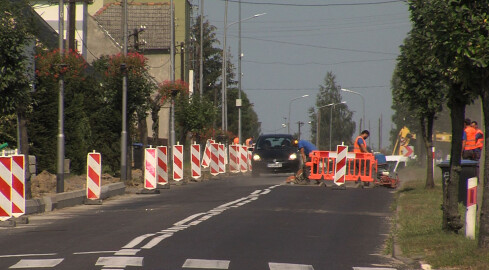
354,136,366,153
476,129,484,149
464,126,478,150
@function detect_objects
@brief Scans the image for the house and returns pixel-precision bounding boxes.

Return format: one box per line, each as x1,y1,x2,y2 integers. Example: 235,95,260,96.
32,0,194,146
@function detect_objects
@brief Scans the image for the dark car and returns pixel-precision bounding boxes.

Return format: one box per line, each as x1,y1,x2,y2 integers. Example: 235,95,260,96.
251,134,300,177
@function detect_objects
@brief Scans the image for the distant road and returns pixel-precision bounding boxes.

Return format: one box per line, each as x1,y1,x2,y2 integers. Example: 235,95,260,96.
0,174,404,270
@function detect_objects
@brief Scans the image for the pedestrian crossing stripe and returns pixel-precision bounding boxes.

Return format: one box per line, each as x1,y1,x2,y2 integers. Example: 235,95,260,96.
182,259,230,269
9,259,64,268
95,256,143,268
269,262,314,270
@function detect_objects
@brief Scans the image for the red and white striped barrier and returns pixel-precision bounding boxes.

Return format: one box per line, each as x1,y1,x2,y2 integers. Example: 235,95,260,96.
334,145,348,186
173,144,184,181
201,139,214,168
466,177,477,239
157,146,168,186
218,144,225,174
191,143,201,180
86,151,102,200
0,156,12,221
210,143,219,176
144,148,157,190
240,145,248,172
248,150,253,172
11,154,25,217
228,145,239,173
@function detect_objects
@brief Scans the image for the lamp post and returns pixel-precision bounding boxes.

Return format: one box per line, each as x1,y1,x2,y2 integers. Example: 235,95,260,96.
221,6,265,137
341,88,365,131
288,94,309,134
315,101,346,150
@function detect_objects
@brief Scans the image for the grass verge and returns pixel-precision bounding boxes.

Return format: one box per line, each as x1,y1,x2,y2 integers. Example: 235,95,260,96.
394,168,489,269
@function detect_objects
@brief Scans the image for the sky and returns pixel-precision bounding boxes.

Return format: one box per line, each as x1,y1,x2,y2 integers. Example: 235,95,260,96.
200,0,412,150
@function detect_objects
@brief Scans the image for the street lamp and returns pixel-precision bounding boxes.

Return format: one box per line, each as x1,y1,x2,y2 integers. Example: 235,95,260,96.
315,102,346,150
221,3,265,138
341,88,365,132
288,94,309,134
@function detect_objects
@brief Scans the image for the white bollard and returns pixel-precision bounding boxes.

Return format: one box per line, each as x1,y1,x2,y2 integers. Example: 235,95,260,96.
144,148,157,190
156,146,168,186
334,145,348,186
465,177,477,239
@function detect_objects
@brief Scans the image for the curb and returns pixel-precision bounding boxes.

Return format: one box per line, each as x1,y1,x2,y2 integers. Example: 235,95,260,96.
25,182,126,215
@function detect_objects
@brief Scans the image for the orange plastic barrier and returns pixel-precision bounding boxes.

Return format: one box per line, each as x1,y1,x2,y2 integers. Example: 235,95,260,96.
306,150,377,183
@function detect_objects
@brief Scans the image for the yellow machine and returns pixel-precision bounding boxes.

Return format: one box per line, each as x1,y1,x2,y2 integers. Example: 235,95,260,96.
392,126,415,156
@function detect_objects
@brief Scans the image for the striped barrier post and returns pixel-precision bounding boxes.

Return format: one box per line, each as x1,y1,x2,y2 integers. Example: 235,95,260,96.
218,144,225,174
466,177,478,239
201,139,212,168
334,145,348,186
173,144,184,182
240,145,248,172
156,146,168,186
210,143,219,176
228,145,239,173
86,151,102,200
0,156,12,221
248,150,253,172
11,154,25,217
191,143,201,180
144,148,157,190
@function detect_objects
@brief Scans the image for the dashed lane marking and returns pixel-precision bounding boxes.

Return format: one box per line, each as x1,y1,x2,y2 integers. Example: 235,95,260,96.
268,262,314,270
95,256,143,268
0,253,57,258
9,259,64,268
352,268,397,270
182,259,230,269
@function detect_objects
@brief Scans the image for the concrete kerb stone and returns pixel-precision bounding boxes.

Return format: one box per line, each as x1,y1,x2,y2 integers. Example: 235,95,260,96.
25,182,125,215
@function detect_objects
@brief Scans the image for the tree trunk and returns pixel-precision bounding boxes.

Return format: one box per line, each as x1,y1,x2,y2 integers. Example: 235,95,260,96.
17,110,31,199
421,114,435,189
443,93,464,232
138,112,148,147
478,84,489,248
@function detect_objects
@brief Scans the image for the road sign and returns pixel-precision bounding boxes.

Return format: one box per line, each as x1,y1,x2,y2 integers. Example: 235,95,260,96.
401,145,414,157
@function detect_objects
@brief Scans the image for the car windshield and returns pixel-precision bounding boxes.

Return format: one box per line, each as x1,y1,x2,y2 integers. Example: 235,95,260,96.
256,136,293,150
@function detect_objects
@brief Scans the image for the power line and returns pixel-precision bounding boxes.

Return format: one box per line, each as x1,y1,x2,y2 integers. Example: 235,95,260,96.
228,35,399,56
243,58,395,66
220,0,404,7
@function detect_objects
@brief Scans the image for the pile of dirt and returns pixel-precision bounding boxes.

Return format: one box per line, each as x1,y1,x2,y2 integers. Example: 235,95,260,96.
30,169,144,198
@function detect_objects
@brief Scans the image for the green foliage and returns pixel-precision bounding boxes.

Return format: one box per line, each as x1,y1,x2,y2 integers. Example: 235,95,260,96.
30,49,92,174
309,72,355,150
0,0,33,114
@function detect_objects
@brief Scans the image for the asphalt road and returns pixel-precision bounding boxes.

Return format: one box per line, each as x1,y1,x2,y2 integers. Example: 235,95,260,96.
0,174,405,270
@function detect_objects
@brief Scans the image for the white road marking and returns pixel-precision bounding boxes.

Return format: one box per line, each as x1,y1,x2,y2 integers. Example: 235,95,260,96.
0,253,57,258
251,190,262,195
73,251,117,255
95,256,143,268
114,249,140,256
122,233,155,249
268,262,314,270
182,259,230,269
9,259,64,268
353,267,396,270
174,213,206,226
216,197,248,208
141,233,173,249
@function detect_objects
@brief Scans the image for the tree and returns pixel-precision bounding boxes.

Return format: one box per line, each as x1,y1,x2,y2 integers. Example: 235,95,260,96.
31,48,92,174
394,27,447,188
0,0,37,198
309,72,355,150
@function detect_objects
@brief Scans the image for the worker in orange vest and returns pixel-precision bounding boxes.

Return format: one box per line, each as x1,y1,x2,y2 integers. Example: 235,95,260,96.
462,118,478,160
471,120,483,160
354,130,370,153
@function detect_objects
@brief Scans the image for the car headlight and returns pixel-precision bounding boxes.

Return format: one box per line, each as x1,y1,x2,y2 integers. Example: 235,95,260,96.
253,154,261,161
289,153,297,160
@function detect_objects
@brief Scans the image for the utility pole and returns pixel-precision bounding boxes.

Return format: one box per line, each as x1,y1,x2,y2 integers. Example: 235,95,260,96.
180,42,184,81
121,0,128,181
199,0,204,96
57,0,65,193
297,121,304,140
67,0,76,51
